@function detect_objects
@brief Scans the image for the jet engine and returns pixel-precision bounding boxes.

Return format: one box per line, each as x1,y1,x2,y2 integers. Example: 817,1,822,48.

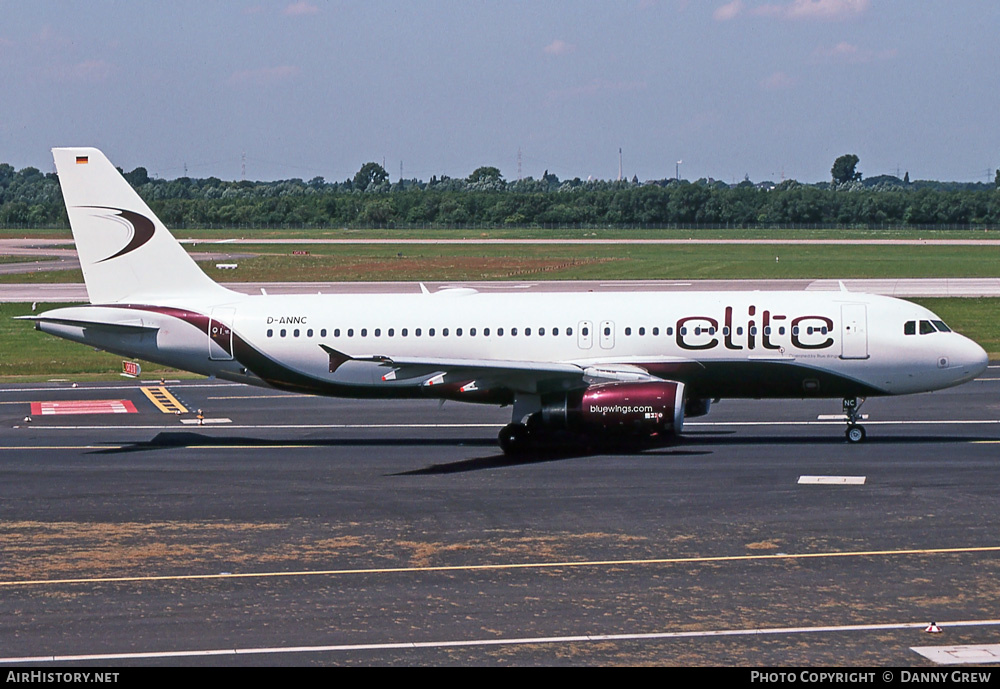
539,380,686,436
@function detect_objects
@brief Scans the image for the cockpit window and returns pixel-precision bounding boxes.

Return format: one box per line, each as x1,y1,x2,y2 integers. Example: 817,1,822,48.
906,319,951,335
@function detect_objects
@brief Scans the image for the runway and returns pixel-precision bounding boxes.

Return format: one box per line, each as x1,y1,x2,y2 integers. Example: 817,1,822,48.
2,373,1000,666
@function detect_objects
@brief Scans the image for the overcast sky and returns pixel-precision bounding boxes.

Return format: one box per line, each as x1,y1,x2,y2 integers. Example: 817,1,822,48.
2,1,998,184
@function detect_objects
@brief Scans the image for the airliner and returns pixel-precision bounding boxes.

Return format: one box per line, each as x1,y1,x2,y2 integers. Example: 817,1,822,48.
23,148,989,453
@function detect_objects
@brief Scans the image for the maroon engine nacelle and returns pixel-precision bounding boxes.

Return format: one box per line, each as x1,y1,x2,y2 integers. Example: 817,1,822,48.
541,381,686,436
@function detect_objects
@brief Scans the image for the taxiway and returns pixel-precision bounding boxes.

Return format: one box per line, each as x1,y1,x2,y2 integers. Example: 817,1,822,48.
2,374,1000,665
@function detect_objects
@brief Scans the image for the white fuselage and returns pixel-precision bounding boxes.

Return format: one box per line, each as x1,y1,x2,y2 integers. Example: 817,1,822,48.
37,288,988,402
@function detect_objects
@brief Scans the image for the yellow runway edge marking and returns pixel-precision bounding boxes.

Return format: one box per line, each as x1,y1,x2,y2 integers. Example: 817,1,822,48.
141,386,188,414
3,544,1000,588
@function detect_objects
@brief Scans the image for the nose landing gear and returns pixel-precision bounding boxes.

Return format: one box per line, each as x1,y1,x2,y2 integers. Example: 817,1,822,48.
843,397,867,443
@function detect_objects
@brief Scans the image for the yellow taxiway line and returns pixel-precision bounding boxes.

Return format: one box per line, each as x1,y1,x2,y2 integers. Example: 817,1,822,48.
3,544,1000,588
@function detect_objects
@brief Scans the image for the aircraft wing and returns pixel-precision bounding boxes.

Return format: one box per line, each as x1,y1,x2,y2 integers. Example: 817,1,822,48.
319,344,701,395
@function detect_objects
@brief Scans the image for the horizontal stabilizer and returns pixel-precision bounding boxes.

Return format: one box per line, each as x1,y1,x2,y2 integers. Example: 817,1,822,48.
15,314,158,332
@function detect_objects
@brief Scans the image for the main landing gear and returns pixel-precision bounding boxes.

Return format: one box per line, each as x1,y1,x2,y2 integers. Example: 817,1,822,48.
498,423,531,455
843,397,867,443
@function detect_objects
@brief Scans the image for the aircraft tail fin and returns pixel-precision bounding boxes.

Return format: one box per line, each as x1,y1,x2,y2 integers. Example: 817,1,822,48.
52,147,235,304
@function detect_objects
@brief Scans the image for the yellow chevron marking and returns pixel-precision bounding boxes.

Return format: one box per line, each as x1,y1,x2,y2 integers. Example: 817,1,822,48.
141,386,188,414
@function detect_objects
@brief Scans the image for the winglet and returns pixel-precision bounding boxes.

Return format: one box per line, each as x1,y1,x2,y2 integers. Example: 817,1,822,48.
319,344,354,373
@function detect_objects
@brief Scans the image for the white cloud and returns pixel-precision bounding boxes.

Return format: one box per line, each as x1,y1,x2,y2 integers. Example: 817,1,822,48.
754,0,869,21
713,0,744,21
284,2,320,16
813,41,897,63
543,39,574,56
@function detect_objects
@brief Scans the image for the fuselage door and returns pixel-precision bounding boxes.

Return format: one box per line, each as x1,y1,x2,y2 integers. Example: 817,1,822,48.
840,304,869,360
208,307,236,361
578,320,593,349
599,320,615,350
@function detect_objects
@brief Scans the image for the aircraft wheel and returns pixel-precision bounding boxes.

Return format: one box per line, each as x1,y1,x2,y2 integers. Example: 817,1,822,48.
498,423,530,455
845,425,866,444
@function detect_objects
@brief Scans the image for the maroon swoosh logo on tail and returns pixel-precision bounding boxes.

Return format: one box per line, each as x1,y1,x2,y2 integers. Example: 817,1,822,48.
76,206,156,263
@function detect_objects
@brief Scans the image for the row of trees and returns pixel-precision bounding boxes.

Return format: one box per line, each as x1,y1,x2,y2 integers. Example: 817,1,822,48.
2,158,999,229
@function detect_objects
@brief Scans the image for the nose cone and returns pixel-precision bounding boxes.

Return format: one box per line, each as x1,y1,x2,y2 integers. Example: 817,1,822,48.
953,335,989,384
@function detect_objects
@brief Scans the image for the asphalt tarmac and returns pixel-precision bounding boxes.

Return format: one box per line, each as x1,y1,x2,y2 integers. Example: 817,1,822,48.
2,373,1000,666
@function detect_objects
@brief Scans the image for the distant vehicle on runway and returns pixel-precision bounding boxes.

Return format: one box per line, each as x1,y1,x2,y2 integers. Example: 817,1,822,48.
22,148,988,453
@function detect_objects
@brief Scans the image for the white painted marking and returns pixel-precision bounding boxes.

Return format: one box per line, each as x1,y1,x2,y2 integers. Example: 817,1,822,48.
179,418,232,425
4,383,240,393
445,283,536,290
4,619,1000,665
600,282,692,287
912,644,1000,665
816,414,869,421
21,419,1000,433
798,476,866,485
